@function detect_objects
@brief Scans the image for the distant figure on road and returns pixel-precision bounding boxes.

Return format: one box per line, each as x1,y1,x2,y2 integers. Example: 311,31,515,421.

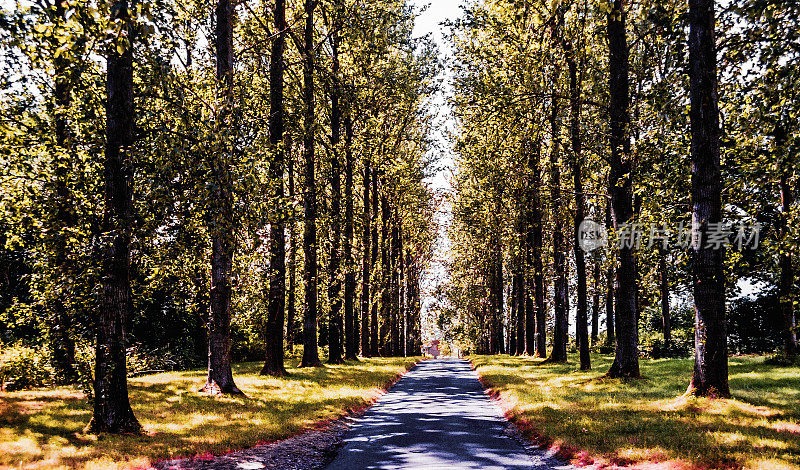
422,339,441,359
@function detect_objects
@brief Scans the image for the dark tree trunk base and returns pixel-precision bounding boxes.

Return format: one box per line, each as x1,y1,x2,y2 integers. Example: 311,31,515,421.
685,381,731,399
86,415,142,435
199,379,246,396
604,358,641,379
260,365,288,377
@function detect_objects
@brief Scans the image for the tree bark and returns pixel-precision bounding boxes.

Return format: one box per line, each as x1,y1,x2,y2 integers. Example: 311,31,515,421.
778,152,796,358
201,0,244,395
605,0,640,378
406,254,422,355
360,158,372,356
300,0,322,367
659,245,671,343
344,115,358,360
604,200,615,347
510,270,518,355
564,25,590,370
549,58,568,363
528,141,546,357
370,168,380,356
88,0,141,433
592,256,600,345
514,174,527,356
286,136,297,351
687,0,729,397
398,220,406,356
379,185,391,355
390,205,401,356
491,194,504,355
261,0,288,377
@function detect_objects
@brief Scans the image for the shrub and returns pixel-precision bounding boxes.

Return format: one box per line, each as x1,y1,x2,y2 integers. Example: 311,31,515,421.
645,338,691,359
125,343,196,375
0,343,53,389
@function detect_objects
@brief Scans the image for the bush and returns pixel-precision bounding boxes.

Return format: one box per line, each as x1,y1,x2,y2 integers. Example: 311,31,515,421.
74,341,94,399
125,343,197,375
0,343,53,390
645,338,691,359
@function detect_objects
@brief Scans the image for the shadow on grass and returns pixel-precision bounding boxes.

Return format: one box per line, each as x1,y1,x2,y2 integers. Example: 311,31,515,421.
472,353,800,468
0,356,420,469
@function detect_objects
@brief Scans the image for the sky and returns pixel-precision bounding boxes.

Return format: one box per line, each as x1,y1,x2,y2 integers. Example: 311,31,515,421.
408,0,467,340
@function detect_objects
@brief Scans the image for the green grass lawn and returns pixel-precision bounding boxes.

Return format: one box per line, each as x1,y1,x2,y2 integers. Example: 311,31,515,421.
0,357,420,469
471,353,800,469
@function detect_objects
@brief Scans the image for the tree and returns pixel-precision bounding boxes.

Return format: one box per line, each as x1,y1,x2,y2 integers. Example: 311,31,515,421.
88,0,141,433
344,114,358,360
360,157,372,356
605,0,640,378
548,44,568,363
687,0,729,397
327,0,344,365
202,0,243,395
562,9,590,370
370,167,380,357
261,0,288,377
300,0,322,368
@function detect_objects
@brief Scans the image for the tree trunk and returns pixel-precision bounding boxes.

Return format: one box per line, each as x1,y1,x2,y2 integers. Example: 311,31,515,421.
261,0,288,377
286,136,297,351
514,251,524,355
88,0,141,433
360,158,372,356
326,0,344,365
687,0,729,397
549,63,568,363
398,220,406,356
564,27,590,370
592,256,600,345
344,115,358,360
300,0,322,368
509,271,517,355
491,195,504,355
605,0,640,378
406,254,422,355
604,200,615,347
390,206,401,356
529,142,546,357
370,168,380,357
201,0,244,395
379,186,391,356
659,245,671,343
778,163,796,358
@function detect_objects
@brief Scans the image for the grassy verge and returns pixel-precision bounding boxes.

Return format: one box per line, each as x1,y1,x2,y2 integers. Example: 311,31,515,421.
0,356,420,469
471,354,800,469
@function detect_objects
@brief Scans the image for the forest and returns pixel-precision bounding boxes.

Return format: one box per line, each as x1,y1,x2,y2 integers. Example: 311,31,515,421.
0,0,799,468
1,0,436,432
440,0,798,384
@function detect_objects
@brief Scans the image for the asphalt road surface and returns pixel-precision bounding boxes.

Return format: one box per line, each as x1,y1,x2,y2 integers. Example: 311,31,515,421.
326,358,574,470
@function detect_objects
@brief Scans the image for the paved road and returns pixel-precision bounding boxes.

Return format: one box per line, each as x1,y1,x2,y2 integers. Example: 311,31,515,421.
326,358,573,470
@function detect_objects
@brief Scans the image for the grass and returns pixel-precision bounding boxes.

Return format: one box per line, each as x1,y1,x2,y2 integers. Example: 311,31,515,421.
0,356,420,469
471,353,800,469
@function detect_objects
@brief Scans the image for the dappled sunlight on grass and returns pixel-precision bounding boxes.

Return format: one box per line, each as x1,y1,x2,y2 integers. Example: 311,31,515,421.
0,356,420,469
472,354,800,469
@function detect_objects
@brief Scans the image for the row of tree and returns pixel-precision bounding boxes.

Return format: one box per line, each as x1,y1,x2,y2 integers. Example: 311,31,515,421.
0,0,437,433
442,0,797,397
